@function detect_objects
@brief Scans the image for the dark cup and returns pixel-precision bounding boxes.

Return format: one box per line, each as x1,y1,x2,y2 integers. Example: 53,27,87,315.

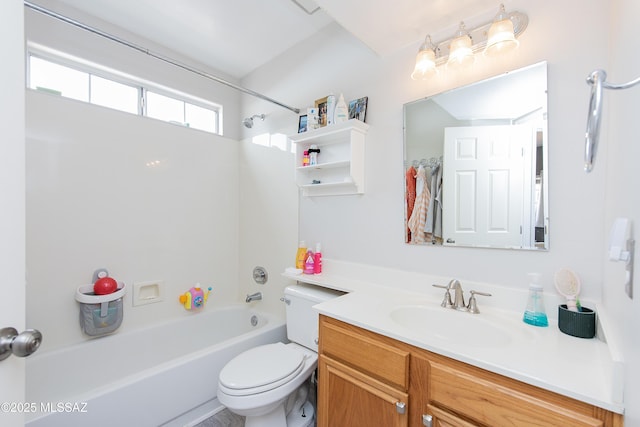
558,304,596,339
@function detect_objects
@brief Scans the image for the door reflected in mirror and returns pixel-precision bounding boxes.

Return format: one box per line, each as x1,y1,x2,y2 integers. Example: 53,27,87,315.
404,62,548,250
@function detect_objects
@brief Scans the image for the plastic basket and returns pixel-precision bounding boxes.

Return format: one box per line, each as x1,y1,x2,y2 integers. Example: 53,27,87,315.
75,282,126,337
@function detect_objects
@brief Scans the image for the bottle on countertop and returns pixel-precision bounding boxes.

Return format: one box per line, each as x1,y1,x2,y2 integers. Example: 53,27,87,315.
523,273,548,327
295,241,307,270
303,249,315,274
313,243,322,274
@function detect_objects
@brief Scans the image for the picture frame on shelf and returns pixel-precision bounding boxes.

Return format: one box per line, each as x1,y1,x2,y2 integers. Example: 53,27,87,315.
348,96,368,122
315,96,328,127
298,115,308,133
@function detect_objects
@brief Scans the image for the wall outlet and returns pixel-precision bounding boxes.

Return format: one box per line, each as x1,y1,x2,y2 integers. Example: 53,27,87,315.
132,280,164,306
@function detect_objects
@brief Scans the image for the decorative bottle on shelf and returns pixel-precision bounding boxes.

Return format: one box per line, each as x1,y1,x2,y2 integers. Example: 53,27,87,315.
334,93,348,123
303,249,315,274
302,150,310,167
295,241,307,270
308,144,320,165
522,273,548,327
313,243,322,274
326,93,336,125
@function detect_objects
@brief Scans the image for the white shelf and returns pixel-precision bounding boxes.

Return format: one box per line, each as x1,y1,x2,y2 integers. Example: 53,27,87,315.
290,119,369,144
290,119,369,197
296,160,350,171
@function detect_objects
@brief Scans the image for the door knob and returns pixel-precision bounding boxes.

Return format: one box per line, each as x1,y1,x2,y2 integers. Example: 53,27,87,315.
395,401,406,414
0,327,43,361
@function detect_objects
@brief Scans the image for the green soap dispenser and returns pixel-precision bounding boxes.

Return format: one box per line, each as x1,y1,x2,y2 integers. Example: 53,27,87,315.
523,273,549,327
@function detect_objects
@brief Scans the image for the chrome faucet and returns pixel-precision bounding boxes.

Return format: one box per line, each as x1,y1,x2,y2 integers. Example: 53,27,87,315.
448,279,466,311
245,292,262,303
433,280,492,314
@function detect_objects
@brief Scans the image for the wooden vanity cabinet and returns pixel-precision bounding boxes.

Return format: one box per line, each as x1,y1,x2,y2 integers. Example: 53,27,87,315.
318,315,624,427
317,315,410,427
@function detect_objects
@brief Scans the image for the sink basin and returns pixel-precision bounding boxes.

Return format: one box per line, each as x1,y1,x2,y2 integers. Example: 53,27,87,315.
389,305,528,348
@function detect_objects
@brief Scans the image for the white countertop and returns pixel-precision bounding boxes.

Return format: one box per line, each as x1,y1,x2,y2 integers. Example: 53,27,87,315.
283,266,625,414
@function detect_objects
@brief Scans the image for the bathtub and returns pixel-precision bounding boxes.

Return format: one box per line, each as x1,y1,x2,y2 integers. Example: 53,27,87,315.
25,305,286,427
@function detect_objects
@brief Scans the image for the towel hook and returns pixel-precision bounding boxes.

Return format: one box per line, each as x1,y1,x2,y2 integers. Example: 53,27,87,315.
585,69,640,173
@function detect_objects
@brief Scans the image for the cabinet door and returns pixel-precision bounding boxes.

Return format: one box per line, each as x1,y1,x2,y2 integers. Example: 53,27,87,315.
425,404,479,427
429,361,605,427
318,355,408,427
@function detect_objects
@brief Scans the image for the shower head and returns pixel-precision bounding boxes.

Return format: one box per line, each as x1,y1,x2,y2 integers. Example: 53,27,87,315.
242,114,266,129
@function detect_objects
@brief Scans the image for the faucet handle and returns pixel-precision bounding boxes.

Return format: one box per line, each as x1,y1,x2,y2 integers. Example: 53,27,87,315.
432,284,453,308
467,290,492,314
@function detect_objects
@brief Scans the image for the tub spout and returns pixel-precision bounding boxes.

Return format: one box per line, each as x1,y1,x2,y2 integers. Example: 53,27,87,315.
245,292,262,303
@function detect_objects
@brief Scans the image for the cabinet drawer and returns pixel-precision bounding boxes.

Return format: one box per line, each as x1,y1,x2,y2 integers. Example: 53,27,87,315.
429,361,604,427
320,316,410,390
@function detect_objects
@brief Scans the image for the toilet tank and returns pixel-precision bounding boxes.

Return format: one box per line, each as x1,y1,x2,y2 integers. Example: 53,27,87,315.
284,283,344,352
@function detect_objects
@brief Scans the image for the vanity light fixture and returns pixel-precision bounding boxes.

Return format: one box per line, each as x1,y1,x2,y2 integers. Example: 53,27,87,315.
447,22,474,70
411,3,528,80
410,35,438,80
484,4,519,55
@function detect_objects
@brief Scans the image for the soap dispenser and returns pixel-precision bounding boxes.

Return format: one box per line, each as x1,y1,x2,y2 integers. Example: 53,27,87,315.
523,273,549,327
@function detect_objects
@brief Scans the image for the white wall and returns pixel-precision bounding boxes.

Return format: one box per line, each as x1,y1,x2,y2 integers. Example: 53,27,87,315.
241,0,611,299
24,1,250,352
603,0,640,423
238,140,298,317
26,91,241,351
241,0,639,416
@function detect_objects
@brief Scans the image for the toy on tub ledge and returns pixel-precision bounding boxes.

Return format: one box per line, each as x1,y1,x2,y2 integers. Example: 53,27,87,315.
179,284,212,310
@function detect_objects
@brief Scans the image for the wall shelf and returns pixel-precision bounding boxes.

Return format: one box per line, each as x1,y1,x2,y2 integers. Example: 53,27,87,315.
290,119,369,197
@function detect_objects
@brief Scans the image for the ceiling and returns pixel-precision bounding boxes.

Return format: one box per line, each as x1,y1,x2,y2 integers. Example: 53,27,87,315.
51,0,504,79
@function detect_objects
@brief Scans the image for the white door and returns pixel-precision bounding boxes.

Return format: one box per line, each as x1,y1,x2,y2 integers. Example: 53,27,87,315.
1,2,27,426
443,125,529,248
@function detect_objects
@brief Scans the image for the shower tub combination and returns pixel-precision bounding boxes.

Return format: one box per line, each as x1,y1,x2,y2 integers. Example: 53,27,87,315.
26,305,286,427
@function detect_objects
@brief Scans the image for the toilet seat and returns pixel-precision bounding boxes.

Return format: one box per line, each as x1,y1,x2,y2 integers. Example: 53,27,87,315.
219,343,306,396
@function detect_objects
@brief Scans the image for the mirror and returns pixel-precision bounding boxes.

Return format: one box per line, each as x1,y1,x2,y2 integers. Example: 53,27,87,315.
404,62,548,250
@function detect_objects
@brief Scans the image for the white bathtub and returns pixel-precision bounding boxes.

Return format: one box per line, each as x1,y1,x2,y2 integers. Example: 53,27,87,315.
25,305,286,427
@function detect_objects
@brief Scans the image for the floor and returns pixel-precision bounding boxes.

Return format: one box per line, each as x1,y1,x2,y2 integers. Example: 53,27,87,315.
194,408,245,427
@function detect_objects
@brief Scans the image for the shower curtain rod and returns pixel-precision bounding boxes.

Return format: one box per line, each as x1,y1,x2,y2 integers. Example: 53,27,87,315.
23,1,302,114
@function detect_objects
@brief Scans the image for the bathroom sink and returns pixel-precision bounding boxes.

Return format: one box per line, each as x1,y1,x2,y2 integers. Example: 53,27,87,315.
389,304,529,348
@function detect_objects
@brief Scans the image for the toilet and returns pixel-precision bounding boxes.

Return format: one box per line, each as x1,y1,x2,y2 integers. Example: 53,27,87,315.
217,283,343,427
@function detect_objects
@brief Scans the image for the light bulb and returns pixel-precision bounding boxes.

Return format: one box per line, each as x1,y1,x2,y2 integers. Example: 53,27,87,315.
447,22,474,69
484,4,519,56
411,35,438,80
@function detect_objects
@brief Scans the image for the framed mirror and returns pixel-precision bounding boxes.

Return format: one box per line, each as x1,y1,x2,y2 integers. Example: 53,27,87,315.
404,62,548,250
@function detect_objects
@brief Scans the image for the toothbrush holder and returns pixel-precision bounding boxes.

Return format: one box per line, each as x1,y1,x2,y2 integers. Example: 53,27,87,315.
558,304,596,339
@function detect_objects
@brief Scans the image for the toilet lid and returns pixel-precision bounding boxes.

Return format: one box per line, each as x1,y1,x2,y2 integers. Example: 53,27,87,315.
219,343,305,391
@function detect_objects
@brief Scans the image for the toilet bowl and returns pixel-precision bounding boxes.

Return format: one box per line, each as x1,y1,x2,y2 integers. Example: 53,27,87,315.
217,284,343,427
218,342,316,426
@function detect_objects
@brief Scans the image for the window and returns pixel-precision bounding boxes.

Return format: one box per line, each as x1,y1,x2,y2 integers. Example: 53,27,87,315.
146,90,219,133
28,54,221,135
90,75,139,114
29,56,88,101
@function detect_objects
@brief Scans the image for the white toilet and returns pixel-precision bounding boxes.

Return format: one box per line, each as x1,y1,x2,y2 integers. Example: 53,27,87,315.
218,283,343,427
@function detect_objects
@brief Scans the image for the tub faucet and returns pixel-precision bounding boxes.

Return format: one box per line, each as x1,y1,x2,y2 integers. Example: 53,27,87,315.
245,292,262,303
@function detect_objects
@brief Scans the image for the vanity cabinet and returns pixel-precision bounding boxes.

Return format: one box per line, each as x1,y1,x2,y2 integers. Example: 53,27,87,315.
317,314,410,427
289,119,368,196
318,315,624,427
